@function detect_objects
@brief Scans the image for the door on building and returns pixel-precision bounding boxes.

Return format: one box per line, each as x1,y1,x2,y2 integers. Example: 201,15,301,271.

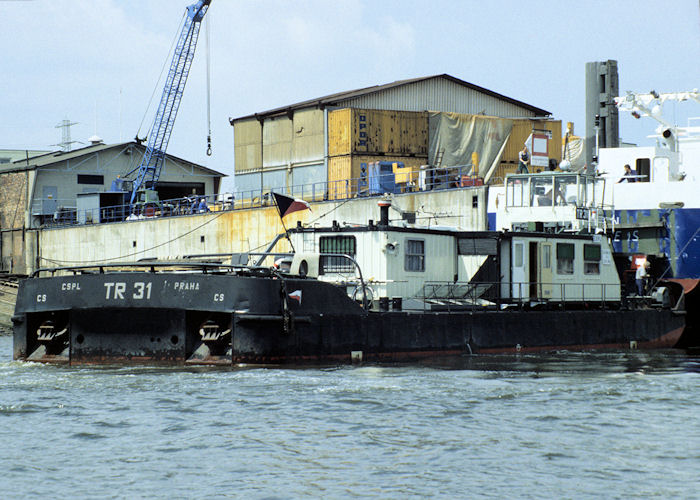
42,186,58,215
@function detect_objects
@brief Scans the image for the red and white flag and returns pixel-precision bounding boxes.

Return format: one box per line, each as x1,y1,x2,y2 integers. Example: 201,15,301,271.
272,192,311,218
288,290,302,304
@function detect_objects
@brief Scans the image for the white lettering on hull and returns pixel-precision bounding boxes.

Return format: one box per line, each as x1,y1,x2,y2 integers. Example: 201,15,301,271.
174,282,200,291
103,282,153,300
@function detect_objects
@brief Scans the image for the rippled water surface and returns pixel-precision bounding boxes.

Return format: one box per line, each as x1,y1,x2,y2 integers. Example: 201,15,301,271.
0,334,698,499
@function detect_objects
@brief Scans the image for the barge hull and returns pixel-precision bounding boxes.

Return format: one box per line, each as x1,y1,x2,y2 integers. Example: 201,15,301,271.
13,273,688,365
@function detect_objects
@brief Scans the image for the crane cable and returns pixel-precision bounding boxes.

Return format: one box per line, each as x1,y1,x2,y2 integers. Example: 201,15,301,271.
135,12,187,143
205,13,212,156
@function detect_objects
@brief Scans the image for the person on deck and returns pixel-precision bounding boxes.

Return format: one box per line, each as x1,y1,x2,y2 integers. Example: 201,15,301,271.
635,261,650,296
517,146,530,174
618,164,636,183
197,197,211,213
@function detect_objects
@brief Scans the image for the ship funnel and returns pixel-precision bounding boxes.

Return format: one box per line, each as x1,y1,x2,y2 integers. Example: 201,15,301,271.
661,128,676,151
378,199,391,226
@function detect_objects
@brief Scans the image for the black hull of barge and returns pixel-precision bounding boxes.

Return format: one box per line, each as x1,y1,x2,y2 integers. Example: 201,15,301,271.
13,272,688,365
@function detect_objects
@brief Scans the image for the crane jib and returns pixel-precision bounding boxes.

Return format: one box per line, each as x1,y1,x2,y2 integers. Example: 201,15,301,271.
129,0,212,207
188,0,211,21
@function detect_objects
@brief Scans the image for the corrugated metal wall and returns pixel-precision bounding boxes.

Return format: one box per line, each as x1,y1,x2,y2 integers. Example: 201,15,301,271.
235,111,326,174
292,109,325,163
328,108,428,156
263,117,293,169
234,119,262,173
336,78,540,118
234,77,554,188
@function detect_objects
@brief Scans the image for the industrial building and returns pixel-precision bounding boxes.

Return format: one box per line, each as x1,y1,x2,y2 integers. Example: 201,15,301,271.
0,140,225,274
230,74,562,198
0,149,49,165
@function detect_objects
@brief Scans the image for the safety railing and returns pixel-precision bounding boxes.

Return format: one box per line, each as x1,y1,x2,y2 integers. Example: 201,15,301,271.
417,280,621,312
29,164,485,228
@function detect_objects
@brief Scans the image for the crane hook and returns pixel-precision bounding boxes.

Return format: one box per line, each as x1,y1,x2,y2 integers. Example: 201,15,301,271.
206,135,212,156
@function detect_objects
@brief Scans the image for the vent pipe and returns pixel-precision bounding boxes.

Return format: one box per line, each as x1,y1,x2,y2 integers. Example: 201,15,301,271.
378,199,391,227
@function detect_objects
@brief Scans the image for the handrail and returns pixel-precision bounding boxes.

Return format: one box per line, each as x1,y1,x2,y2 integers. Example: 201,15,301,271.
29,164,486,228
30,261,250,278
418,280,621,312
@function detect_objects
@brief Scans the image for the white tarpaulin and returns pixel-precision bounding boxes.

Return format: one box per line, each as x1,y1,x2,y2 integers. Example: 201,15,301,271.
562,136,585,172
429,112,513,183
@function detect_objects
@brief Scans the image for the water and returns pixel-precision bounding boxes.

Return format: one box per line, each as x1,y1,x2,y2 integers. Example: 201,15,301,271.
0,333,698,499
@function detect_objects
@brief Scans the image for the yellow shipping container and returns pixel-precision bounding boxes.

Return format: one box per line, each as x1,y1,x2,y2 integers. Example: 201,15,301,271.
487,120,562,184
327,155,428,200
328,108,428,156
502,119,562,166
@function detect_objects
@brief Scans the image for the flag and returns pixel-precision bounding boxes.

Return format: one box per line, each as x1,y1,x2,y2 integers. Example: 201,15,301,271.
272,192,311,218
289,290,302,304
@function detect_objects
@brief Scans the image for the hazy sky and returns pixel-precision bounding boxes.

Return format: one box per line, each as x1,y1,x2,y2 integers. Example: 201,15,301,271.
2,0,699,191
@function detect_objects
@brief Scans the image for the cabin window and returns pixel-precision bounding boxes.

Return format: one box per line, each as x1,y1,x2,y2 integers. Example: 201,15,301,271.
635,158,650,183
319,236,356,273
514,242,524,267
302,232,315,252
556,243,575,275
77,174,104,185
458,238,497,256
542,244,551,269
405,239,425,272
583,244,601,275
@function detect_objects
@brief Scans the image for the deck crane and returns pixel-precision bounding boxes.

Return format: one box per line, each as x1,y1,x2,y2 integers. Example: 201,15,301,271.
128,0,212,209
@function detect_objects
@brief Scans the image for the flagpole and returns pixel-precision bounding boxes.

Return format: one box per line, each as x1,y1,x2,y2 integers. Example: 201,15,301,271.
273,193,296,253
279,217,295,253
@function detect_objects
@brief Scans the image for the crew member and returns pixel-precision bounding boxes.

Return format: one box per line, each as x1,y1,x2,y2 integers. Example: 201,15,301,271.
635,261,650,296
517,145,530,174
618,164,636,183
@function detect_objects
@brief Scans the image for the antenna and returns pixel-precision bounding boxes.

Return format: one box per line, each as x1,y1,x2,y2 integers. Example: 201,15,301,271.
119,87,123,142
54,119,79,152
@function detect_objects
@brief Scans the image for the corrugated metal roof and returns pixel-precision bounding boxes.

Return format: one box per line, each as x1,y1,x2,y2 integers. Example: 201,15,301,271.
230,74,550,123
1,141,226,177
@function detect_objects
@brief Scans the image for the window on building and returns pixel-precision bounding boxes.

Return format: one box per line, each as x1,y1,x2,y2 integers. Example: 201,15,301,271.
472,195,478,208
77,174,104,185
557,243,575,275
405,239,425,272
319,235,356,273
583,244,601,275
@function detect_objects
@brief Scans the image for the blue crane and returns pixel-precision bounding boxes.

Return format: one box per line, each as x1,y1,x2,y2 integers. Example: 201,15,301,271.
129,0,212,206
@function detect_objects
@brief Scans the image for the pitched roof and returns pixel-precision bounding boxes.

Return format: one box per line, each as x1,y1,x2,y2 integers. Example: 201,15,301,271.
230,74,550,122
1,141,225,177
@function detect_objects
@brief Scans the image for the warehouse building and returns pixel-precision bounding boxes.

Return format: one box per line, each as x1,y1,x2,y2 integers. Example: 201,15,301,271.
0,140,224,274
229,74,561,199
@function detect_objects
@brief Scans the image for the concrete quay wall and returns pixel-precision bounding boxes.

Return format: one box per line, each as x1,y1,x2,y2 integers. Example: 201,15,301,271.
34,187,487,272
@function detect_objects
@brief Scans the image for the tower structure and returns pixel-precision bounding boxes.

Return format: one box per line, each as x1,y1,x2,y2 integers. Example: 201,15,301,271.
585,60,619,173
54,119,78,152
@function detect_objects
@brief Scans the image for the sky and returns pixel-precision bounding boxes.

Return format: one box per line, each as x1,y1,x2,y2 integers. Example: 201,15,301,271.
2,0,699,192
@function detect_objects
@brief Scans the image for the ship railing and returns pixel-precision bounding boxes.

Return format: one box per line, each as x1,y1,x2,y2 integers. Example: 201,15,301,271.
29,260,276,278
184,249,373,311
30,164,487,228
417,281,620,312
